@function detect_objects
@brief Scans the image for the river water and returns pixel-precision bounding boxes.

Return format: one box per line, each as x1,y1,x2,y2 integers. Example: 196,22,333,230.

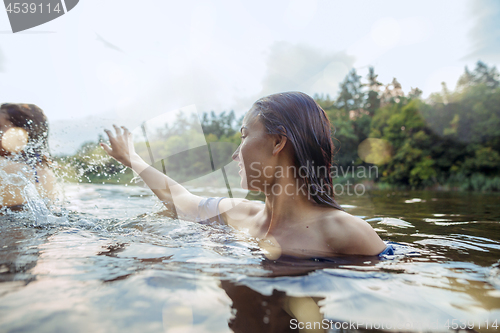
0,184,499,332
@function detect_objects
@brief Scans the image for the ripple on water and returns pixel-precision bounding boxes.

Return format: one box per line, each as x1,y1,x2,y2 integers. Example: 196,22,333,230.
1,184,499,332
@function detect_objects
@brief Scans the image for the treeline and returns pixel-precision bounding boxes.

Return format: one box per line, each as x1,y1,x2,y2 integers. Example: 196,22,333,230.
318,61,500,190
57,136,134,184
61,61,500,191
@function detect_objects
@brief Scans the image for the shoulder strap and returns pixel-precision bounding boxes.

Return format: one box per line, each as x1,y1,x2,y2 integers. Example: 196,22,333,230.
197,197,226,225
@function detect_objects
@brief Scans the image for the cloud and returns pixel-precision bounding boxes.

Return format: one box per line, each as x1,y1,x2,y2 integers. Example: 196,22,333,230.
192,42,356,122
48,65,226,155
49,43,356,155
259,42,356,98
464,0,500,62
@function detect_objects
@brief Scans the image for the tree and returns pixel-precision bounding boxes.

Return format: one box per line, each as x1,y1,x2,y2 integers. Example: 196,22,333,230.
380,78,405,107
457,61,500,90
336,68,365,118
365,66,382,116
408,87,423,99
201,110,237,139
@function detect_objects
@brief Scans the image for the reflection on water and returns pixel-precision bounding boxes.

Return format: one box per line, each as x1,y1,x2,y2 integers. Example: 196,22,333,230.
0,184,499,332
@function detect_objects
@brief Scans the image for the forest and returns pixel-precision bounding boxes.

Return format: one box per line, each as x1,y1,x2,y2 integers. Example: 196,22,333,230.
61,61,500,191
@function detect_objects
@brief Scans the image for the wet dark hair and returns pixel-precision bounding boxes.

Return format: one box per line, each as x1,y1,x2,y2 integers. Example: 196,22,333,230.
0,103,51,166
251,92,343,210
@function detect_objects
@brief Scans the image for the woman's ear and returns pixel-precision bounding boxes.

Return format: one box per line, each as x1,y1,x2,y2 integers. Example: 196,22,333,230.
272,134,287,156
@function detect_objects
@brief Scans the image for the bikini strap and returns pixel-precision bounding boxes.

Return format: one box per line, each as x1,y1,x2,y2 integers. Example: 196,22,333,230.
196,197,226,225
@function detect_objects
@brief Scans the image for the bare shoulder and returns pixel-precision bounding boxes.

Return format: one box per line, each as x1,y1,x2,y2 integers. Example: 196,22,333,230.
320,208,386,256
219,198,264,227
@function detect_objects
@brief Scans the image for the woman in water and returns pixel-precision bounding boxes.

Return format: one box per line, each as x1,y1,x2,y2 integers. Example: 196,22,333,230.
0,103,56,209
102,92,389,258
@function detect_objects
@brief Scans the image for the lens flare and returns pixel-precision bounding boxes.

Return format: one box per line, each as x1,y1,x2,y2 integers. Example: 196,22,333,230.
1,127,28,153
358,138,392,165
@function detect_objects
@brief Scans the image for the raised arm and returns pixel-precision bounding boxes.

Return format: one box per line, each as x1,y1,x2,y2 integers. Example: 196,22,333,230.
101,125,203,219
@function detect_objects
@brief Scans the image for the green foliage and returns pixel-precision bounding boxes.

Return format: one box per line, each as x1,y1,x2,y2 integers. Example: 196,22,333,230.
336,68,365,116
457,60,499,90
64,111,241,184
448,172,500,191
63,136,133,184
365,67,383,116
409,157,437,187
201,110,239,139
461,146,500,176
317,61,500,191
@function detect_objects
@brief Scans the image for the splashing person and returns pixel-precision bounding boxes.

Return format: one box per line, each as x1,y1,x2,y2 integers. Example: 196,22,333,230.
0,103,55,209
102,92,391,258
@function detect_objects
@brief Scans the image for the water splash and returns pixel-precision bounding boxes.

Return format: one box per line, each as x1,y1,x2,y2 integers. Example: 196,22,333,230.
21,180,66,226
0,162,66,226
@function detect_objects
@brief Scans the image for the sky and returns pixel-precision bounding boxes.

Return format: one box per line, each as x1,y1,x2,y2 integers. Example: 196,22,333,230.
0,0,499,155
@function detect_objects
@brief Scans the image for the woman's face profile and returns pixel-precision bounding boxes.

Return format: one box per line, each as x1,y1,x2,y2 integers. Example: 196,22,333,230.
232,109,274,191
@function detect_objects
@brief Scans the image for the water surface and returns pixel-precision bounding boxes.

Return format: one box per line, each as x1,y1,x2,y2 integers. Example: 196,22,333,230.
0,184,499,332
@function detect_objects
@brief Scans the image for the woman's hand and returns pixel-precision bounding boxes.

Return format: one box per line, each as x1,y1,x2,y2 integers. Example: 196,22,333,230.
101,125,137,169
101,125,203,219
